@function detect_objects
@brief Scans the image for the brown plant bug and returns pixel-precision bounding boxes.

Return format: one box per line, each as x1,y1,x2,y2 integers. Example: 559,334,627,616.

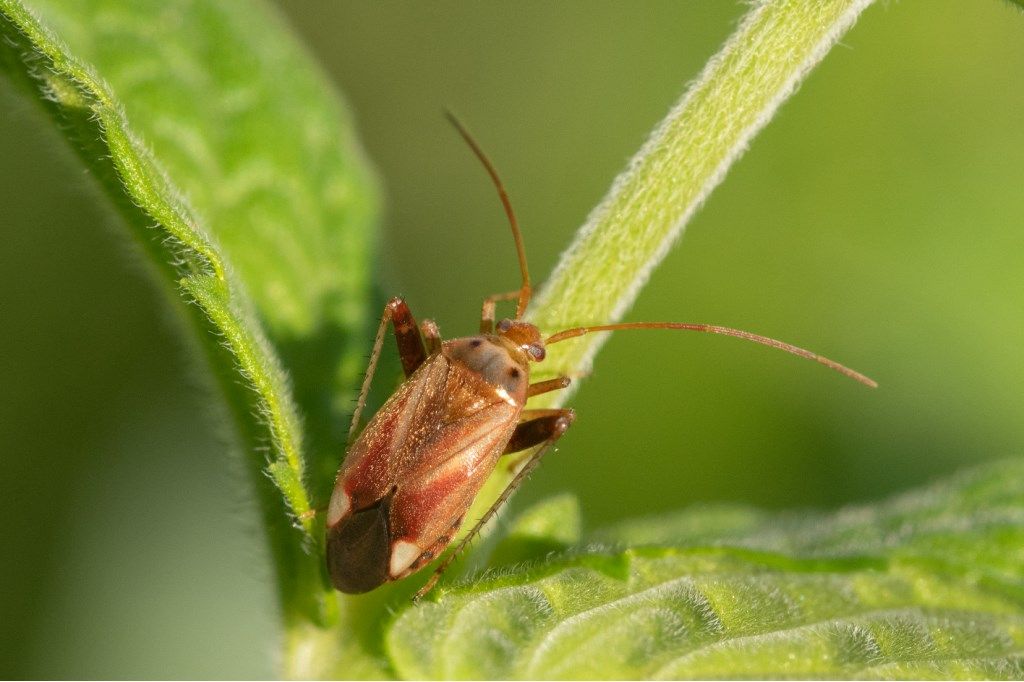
325,113,877,599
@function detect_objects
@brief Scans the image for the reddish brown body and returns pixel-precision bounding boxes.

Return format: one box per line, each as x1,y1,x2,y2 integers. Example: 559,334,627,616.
324,114,875,598
328,336,528,593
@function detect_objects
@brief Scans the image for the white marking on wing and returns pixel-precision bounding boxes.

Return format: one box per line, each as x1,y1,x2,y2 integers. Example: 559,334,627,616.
389,539,422,577
326,489,351,527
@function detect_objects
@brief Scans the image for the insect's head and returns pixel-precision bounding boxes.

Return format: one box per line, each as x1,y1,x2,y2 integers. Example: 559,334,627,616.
496,318,545,362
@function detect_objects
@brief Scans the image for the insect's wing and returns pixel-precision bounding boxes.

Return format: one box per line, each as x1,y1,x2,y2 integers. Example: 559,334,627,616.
333,355,451,515
387,397,519,578
384,360,520,578
327,357,453,593
328,353,519,589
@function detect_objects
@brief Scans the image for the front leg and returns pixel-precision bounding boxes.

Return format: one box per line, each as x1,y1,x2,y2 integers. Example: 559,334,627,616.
421,318,442,355
479,290,520,334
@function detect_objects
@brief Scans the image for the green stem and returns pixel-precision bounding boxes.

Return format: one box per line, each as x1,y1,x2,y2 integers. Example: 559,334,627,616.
528,0,875,398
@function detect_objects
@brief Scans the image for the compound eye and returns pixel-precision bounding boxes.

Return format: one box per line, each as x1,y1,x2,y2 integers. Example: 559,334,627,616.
528,344,546,361
497,319,513,333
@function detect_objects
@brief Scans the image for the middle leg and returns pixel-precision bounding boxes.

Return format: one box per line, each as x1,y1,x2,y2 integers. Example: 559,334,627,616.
503,408,576,455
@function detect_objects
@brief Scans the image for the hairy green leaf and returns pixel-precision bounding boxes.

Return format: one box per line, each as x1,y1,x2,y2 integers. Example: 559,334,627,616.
388,459,1024,679
0,0,378,637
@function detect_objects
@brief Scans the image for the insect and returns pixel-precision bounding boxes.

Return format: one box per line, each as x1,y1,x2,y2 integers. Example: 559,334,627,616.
326,113,876,599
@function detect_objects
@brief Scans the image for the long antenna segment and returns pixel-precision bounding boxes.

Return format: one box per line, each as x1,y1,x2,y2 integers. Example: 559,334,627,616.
445,111,532,318
546,322,878,388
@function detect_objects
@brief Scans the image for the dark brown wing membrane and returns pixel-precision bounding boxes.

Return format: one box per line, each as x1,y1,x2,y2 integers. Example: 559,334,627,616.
327,490,393,593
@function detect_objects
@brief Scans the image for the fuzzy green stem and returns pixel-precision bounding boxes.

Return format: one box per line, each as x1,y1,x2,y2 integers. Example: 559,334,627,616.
528,0,875,398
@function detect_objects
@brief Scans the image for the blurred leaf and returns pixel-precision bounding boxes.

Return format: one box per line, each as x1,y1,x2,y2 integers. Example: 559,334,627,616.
388,459,1024,679
486,493,582,569
0,0,377,638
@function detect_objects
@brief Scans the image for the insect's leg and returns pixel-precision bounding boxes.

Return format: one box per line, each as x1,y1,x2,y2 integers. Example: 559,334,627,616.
480,290,520,334
421,319,442,355
503,408,574,455
388,299,428,378
526,376,571,399
348,297,427,443
413,409,575,601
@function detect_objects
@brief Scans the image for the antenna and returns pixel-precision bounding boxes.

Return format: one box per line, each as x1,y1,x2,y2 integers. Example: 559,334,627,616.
546,322,877,388
445,111,532,318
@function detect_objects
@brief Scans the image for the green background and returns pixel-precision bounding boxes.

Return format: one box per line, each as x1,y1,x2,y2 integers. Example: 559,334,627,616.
2,1,1022,677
